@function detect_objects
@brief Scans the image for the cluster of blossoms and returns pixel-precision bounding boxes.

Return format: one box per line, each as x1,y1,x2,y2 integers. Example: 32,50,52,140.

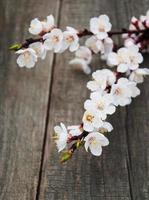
123,10,149,51
15,14,114,72
11,10,149,162
16,15,80,68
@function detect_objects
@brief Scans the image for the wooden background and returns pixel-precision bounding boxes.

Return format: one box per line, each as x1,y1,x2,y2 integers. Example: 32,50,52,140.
0,0,149,199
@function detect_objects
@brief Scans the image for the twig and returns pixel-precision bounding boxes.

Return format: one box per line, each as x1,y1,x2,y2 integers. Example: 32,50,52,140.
11,28,149,51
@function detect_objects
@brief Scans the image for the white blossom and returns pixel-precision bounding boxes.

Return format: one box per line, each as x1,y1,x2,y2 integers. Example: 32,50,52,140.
54,123,68,152
67,125,83,136
99,121,113,133
129,68,149,83
69,46,92,74
140,10,149,27
69,58,91,74
110,78,140,106
100,37,113,60
130,16,145,30
90,15,112,39
85,36,113,59
42,15,55,32
84,132,109,156
16,48,37,68
87,69,116,92
84,91,116,120
82,110,103,132
107,45,143,73
62,26,79,52
29,15,55,35
85,36,103,54
29,42,47,59
75,46,92,64
124,38,136,47
43,28,63,52
29,18,43,35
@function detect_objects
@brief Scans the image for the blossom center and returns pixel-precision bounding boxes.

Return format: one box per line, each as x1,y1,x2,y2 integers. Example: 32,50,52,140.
89,137,99,146
99,127,108,133
66,35,74,43
97,101,105,110
24,52,31,61
130,55,137,65
31,24,36,29
98,23,105,32
86,114,94,122
34,47,40,55
114,87,123,95
53,36,60,43
53,134,59,140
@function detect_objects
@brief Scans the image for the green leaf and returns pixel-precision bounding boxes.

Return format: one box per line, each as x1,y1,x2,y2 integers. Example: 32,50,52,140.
9,44,22,51
60,151,72,163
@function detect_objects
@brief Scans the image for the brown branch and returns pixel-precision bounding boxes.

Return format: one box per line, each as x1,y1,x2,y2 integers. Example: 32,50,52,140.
108,28,148,36
12,28,149,51
67,130,88,143
20,38,43,49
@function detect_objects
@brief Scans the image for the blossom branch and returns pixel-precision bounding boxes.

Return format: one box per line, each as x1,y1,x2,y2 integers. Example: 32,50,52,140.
10,28,149,51
10,11,149,163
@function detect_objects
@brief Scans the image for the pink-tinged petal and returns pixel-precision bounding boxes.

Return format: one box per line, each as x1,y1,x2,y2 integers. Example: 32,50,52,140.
99,14,110,22
84,140,89,152
106,105,116,115
43,33,51,40
119,97,132,106
47,15,54,26
137,53,143,63
66,26,78,33
117,63,128,73
54,126,62,135
25,59,35,68
61,41,69,51
130,87,140,98
93,117,103,129
136,68,149,75
44,39,53,50
60,123,67,133
103,122,113,132
97,133,109,146
54,43,62,53
69,42,79,52
129,64,139,71
87,81,99,91
84,100,94,111
90,144,102,156
90,91,102,101
90,17,99,34
16,55,25,67
107,52,119,66
83,123,94,132
96,32,108,40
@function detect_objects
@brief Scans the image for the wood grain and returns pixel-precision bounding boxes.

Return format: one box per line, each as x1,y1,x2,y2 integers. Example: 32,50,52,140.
0,0,60,199
38,0,146,199
0,0,149,199
123,1,149,199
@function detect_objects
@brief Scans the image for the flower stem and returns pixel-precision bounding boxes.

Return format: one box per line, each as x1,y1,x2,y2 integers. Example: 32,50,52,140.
10,28,149,51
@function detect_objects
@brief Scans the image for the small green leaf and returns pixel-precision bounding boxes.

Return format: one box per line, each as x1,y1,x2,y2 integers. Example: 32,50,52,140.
60,151,72,163
76,140,82,148
9,44,22,51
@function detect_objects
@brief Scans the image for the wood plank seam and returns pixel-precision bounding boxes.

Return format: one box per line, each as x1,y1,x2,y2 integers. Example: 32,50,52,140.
115,2,135,199
125,108,135,200
35,1,63,199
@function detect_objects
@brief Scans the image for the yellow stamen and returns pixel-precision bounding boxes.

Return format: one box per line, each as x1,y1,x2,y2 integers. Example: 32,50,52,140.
86,114,94,122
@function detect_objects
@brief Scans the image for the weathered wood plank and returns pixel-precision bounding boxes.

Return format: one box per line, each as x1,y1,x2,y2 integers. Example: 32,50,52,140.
0,0,60,199
121,1,149,199
38,0,139,199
